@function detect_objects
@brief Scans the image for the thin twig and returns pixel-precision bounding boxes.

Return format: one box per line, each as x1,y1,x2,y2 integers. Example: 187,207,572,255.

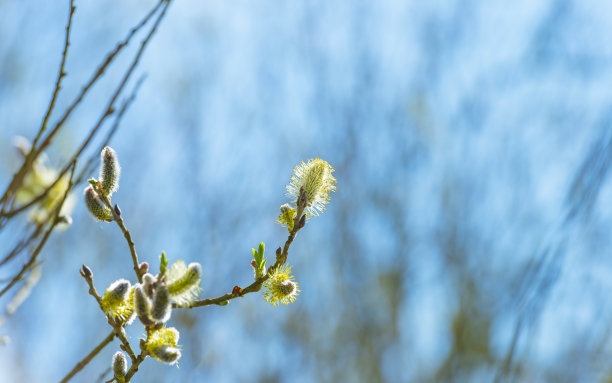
0,221,46,267
80,269,138,362
124,349,148,381
94,367,112,383
37,0,75,141
0,266,41,328
183,190,307,309
97,191,143,284
59,331,115,383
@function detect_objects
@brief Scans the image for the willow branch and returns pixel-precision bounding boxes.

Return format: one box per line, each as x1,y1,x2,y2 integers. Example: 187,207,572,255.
59,331,115,383
97,192,143,283
124,348,148,381
0,220,46,267
182,190,307,309
80,268,138,362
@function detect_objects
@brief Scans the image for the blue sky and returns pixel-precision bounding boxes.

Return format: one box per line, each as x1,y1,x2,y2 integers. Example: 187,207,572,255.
1,0,612,382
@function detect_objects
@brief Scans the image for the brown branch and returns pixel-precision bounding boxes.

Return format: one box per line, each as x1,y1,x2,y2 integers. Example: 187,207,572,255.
0,220,46,267
182,189,308,309
80,267,138,363
124,348,148,381
59,331,115,383
97,191,143,284
37,0,75,142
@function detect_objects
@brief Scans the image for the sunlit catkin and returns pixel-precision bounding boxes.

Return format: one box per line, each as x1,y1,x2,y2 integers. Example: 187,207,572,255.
142,273,156,299
155,346,182,365
151,284,171,323
167,261,202,306
99,146,121,196
84,186,113,221
133,284,152,325
112,351,127,382
146,327,181,365
286,158,336,217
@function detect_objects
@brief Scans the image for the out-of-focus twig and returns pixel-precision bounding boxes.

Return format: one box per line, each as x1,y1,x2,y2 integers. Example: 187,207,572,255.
0,162,76,299
0,0,165,221
59,331,115,383
0,0,75,212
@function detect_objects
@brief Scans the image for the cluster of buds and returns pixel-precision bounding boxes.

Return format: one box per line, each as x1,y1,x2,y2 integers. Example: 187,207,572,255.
84,146,120,221
264,158,336,306
133,261,203,327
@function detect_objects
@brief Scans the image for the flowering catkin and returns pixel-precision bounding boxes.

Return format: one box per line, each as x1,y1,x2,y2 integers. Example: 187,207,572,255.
146,327,182,365
151,284,171,323
166,261,202,306
100,146,121,196
84,186,113,221
142,273,157,299
112,351,127,381
108,279,131,303
286,158,336,217
133,284,152,324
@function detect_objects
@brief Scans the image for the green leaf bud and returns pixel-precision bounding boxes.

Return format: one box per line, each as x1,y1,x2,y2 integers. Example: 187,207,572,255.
112,351,127,381
99,146,120,196
159,251,168,274
151,284,171,323
84,186,113,221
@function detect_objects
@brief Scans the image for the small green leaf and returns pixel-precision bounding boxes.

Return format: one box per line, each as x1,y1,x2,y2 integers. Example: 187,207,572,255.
252,248,259,262
160,251,168,274
216,300,229,306
258,242,265,259
252,242,265,268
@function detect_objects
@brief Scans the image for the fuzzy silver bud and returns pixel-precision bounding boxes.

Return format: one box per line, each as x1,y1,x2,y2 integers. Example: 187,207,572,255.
84,186,113,221
112,351,127,380
80,264,92,279
155,346,181,365
142,273,156,299
100,146,121,196
133,284,153,325
108,279,131,302
151,284,171,323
